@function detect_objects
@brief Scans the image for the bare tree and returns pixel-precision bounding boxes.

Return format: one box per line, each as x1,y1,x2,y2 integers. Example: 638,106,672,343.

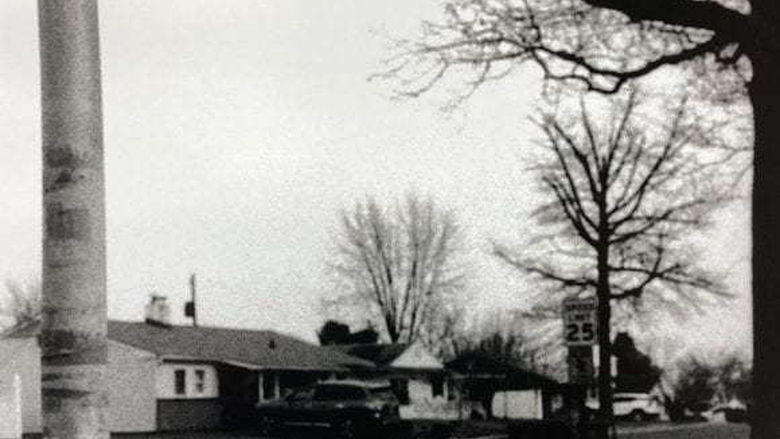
39,1,108,437
382,1,780,436
0,280,42,327
494,90,731,424
327,195,464,346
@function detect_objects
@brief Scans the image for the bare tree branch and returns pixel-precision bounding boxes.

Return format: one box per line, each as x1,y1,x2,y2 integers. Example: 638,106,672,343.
327,194,465,345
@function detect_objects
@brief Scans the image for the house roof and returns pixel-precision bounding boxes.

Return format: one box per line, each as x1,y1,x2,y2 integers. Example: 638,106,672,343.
446,351,561,389
108,321,375,371
329,343,410,367
1,320,374,371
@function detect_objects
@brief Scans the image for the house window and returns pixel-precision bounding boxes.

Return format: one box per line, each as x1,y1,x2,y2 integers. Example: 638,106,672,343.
262,373,277,400
432,376,444,398
174,369,186,396
391,379,409,405
447,380,457,401
194,369,206,393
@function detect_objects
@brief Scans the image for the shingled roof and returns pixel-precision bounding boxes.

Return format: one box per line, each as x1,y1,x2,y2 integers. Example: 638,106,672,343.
109,321,375,371
2,320,374,371
446,351,561,389
329,343,410,367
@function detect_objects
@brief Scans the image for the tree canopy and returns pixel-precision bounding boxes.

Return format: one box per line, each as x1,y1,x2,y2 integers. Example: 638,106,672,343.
386,0,751,101
317,319,380,345
497,90,733,315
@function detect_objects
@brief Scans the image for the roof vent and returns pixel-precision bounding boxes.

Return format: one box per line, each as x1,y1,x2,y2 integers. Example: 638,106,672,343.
145,294,172,328
268,339,277,349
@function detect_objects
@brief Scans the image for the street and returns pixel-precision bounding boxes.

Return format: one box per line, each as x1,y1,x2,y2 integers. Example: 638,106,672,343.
617,422,749,439
101,422,751,439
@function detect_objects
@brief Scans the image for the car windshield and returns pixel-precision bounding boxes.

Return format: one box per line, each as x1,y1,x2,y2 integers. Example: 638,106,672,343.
368,386,397,401
313,384,366,401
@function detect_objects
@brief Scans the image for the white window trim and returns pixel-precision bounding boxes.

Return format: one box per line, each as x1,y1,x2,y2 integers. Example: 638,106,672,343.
157,364,218,399
258,372,280,402
194,368,206,394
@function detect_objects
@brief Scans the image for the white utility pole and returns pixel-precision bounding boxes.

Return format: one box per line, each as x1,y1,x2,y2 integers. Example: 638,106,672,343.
39,1,108,437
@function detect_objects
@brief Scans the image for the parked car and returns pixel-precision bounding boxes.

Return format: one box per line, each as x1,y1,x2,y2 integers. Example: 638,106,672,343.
255,379,402,438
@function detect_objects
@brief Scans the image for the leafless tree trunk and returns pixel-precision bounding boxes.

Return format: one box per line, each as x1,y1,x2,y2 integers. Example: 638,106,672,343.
328,194,463,346
495,90,731,426
39,1,108,437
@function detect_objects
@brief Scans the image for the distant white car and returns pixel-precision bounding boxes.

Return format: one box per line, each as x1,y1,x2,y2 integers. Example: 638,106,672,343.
704,399,748,423
613,393,663,421
586,392,663,421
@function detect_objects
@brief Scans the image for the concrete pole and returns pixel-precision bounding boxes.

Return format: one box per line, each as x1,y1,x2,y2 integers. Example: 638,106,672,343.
38,1,108,437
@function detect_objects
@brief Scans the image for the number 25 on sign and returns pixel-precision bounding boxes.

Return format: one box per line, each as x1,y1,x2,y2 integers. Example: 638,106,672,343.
562,296,598,346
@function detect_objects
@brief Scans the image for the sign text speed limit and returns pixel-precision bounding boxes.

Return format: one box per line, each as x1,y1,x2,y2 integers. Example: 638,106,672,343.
562,296,598,346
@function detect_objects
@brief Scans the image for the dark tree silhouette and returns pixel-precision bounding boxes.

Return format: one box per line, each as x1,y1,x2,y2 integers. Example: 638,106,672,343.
317,320,380,345
494,90,731,424
327,195,463,345
349,327,381,344
662,351,752,421
317,320,352,345
451,326,529,367
716,354,752,405
666,355,718,421
613,332,662,393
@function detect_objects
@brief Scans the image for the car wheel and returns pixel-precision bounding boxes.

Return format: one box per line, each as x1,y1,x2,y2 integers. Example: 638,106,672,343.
259,416,279,437
335,419,356,439
630,410,646,422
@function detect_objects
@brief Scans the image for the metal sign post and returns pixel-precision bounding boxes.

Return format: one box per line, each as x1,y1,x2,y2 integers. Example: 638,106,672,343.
562,297,600,437
567,345,595,384
562,296,597,384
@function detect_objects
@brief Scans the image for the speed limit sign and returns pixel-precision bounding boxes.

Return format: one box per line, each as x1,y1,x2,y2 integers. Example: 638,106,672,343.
562,296,598,346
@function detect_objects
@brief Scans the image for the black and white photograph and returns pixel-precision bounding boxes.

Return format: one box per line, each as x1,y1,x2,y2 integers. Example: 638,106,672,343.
0,1,769,438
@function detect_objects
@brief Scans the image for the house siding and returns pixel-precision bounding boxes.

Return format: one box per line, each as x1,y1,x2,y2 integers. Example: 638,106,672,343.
0,337,40,434
107,340,157,432
491,389,545,419
385,343,451,420
156,363,219,399
408,376,443,402
0,337,158,434
399,375,459,419
157,398,222,431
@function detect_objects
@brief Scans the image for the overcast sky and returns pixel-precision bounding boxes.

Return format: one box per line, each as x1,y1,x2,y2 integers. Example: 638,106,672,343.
0,0,750,359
